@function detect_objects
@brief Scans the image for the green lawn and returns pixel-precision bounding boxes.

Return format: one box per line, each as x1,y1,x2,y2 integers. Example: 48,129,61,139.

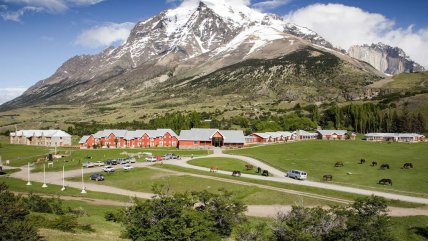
225,141,428,196
0,176,132,202
390,216,428,241
188,157,258,174
35,200,128,241
68,167,338,206
0,143,50,167
0,146,210,172
156,164,422,208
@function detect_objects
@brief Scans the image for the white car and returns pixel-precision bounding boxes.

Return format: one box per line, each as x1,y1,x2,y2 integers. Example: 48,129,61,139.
94,161,105,166
82,161,94,168
102,165,115,173
129,158,136,163
287,170,307,180
123,164,134,170
145,156,157,162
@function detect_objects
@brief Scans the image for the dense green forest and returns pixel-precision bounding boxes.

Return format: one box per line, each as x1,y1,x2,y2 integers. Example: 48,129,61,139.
64,102,425,136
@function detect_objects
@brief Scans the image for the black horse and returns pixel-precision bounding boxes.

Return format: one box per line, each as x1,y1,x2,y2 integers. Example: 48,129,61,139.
380,164,390,170
334,162,344,167
372,161,378,167
262,170,269,176
232,171,241,177
257,167,262,174
323,175,333,181
403,163,413,169
360,158,366,164
378,178,392,185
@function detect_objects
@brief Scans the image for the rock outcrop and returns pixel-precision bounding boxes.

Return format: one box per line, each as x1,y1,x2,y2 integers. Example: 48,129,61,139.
348,43,425,75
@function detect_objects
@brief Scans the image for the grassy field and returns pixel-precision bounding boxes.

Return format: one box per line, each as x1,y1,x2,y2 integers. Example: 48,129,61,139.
225,141,428,196
0,142,210,171
390,216,428,241
68,167,339,206
36,200,127,241
188,157,258,175
156,164,422,208
0,176,133,202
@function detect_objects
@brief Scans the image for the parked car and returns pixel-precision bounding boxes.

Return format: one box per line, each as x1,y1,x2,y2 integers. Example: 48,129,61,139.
90,173,104,181
106,159,118,165
123,164,134,170
128,157,136,163
118,159,128,165
82,161,94,168
286,170,307,180
94,161,105,166
102,165,115,173
156,156,163,161
145,156,157,162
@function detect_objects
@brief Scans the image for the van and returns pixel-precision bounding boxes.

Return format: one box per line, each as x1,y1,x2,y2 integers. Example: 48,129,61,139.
287,170,307,180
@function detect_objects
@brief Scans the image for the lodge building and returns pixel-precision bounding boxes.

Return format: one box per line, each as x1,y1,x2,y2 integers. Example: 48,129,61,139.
178,128,245,149
10,130,72,147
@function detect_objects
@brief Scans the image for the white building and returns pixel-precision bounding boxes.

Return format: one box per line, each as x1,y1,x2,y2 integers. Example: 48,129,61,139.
10,130,72,147
364,133,425,143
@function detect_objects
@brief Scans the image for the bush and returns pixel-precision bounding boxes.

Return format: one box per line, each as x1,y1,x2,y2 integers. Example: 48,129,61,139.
48,215,79,232
105,210,123,223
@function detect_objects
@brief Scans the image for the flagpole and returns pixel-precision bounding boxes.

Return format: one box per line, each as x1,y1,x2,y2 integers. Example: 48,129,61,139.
26,162,32,186
80,167,86,194
42,164,48,188
61,165,65,191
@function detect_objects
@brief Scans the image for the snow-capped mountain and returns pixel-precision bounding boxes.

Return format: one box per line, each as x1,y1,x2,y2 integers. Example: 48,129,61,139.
2,0,380,109
348,43,425,75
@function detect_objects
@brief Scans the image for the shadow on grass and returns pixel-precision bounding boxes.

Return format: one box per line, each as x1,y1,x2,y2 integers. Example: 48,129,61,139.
411,226,428,239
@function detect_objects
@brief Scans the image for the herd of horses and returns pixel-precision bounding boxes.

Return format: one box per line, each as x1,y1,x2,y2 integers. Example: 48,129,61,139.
210,164,270,177
326,159,415,185
209,157,413,186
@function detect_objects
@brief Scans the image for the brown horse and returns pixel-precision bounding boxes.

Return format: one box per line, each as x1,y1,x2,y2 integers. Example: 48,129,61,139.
210,166,218,172
378,178,392,185
245,164,254,170
323,175,333,181
232,171,241,177
334,162,344,167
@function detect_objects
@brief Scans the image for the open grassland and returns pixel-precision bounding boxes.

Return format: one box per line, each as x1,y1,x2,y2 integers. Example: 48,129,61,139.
0,176,132,202
0,143,210,171
225,141,428,196
37,200,127,241
156,164,422,208
390,216,428,241
68,167,339,206
188,157,257,174
0,143,50,167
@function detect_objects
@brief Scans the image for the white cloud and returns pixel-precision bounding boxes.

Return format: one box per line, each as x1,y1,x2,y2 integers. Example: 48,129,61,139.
75,22,135,48
285,3,428,68
253,0,292,11
0,0,104,21
0,87,27,104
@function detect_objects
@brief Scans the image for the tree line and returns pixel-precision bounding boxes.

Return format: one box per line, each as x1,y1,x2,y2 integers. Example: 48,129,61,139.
66,103,425,136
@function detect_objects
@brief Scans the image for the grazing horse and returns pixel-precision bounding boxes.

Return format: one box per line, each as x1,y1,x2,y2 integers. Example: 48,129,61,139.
262,170,269,176
403,163,413,169
360,158,366,164
372,161,378,167
380,164,390,170
210,166,218,172
378,178,392,185
334,162,344,167
257,167,262,174
323,175,333,181
232,171,241,177
245,164,254,171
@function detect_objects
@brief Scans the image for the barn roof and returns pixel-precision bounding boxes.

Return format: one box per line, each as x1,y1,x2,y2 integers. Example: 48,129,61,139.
179,128,245,144
317,130,348,136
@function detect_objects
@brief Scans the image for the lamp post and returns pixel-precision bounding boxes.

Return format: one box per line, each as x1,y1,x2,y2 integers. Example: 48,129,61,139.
26,162,32,186
42,164,48,188
61,165,66,191
80,167,86,194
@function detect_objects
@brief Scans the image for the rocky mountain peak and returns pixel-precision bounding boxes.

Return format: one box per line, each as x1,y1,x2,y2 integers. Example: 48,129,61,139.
348,42,425,75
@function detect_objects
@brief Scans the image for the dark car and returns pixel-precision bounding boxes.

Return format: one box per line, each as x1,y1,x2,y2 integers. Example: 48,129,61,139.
90,173,104,181
106,159,118,165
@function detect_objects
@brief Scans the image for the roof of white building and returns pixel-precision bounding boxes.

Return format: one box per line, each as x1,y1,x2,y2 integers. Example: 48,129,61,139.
11,130,71,138
365,133,425,138
295,130,319,136
317,130,348,136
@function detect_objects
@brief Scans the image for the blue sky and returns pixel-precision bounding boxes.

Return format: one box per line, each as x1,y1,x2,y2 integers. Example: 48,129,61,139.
0,0,427,103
